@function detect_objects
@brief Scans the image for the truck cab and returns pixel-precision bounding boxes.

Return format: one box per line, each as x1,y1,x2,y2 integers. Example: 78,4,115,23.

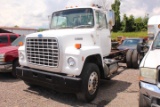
0,33,19,47
148,15,160,46
16,6,116,102
139,17,160,106
0,36,25,77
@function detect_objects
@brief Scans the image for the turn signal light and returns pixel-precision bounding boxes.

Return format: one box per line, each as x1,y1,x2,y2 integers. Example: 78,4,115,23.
19,41,23,46
139,76,144,81
75,44,81,49
158,24,160,29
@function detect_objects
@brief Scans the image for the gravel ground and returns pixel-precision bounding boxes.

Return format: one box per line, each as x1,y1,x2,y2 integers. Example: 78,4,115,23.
0,65,139,107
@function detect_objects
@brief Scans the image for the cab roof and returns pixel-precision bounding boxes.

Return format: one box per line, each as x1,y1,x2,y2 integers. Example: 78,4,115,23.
53,6,107,13
148,15,160,25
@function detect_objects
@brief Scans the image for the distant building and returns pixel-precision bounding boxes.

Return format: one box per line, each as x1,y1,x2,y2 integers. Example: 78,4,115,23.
0,26,37,36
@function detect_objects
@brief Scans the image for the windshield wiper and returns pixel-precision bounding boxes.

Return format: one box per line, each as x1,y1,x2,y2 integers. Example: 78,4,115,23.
52,26,72,29
73,25,92,29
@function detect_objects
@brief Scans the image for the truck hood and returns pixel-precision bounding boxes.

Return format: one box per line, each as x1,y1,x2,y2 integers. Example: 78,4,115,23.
27,29,95,38
142,49,160,68
26,29,96,48
0,46,18,54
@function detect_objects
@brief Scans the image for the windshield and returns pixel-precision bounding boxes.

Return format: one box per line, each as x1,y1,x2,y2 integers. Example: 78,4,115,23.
121,39,141,46
50,8,94,29
11,36,25,46
153,32,160,49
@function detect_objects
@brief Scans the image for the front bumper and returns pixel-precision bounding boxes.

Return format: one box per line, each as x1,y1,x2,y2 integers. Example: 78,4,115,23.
0,62,12,72
16,67,82,93
140,81,160,107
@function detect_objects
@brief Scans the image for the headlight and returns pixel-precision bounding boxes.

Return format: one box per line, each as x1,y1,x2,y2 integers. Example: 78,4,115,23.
19,52,24,60
140,68,157,84
0,54,5,62
67,57,76,67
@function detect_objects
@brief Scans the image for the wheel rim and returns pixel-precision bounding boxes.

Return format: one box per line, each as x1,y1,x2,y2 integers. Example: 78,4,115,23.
88,71,98,95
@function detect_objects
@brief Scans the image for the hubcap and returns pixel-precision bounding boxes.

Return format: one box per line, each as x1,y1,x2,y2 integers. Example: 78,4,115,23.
88,71,98,95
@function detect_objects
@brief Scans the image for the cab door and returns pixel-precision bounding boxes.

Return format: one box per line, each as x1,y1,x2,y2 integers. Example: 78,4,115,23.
95,11,111,57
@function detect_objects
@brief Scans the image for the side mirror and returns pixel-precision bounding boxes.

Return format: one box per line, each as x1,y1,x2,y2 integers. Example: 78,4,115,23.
107,10,115,27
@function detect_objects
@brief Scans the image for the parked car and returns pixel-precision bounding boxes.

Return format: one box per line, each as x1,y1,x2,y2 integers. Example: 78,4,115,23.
117,38,144,50
0,33,19,47
0,36,25,77
117,38,147,69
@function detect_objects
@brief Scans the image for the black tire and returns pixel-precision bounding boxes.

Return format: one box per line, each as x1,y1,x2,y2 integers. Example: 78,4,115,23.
132,50,140,69
76,63,100,102
12,60,19,78
139,92,149,107
126,50,133,68
24,81,35,87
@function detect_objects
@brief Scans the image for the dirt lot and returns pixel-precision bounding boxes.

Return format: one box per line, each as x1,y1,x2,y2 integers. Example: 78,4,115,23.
0,65,139,107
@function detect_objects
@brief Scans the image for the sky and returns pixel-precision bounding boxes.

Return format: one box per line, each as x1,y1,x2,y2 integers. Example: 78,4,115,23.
0,0,160,29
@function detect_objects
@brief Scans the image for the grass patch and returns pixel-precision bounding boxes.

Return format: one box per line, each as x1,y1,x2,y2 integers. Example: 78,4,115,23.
111,31,147,39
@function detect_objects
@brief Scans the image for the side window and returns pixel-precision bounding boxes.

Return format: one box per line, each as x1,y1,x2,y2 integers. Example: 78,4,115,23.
0,36,8,43
10,35,18,42
153,32,160,48
96,11,108,28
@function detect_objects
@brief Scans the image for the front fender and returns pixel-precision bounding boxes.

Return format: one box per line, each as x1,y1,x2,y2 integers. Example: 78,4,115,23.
62,46,102,76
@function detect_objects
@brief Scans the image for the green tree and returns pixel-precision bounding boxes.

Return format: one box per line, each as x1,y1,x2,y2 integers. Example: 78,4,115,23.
121,14,128,32
135,17,143,31
38,28,47,32
128,15,135,32
111,0,121,32
14,25,19,28
142,14,149,31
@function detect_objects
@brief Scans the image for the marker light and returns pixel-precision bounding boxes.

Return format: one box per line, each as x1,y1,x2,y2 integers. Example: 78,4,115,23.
75,44,81,49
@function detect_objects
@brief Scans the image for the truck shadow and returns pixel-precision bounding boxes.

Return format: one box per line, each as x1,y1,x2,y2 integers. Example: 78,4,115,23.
24,77,131,106
0,72,20,82
94,80,131,107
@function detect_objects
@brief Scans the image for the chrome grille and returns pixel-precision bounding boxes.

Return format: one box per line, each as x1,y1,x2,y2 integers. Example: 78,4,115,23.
26,38,59,67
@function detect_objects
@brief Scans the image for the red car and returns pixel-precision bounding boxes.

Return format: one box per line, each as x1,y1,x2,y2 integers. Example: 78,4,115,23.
0,33,19,47
0,36,25,77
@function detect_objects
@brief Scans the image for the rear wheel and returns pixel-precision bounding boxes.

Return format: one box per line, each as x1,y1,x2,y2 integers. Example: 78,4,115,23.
132,50,140,69
126,50,133,68
76,63,100,102
12,60,19,78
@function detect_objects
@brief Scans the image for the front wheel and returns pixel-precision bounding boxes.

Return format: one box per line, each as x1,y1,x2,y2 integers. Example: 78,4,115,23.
12,60,20,78
139,92,149,107
24,81,35,87
76,63,100,102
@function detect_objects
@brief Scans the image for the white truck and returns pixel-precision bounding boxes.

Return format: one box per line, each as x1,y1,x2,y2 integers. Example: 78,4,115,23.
139,15,160,106
16,6,124,102
148,15,160,45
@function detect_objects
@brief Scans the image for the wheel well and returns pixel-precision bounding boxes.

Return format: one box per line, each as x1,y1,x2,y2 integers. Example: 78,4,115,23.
83,54,104,79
